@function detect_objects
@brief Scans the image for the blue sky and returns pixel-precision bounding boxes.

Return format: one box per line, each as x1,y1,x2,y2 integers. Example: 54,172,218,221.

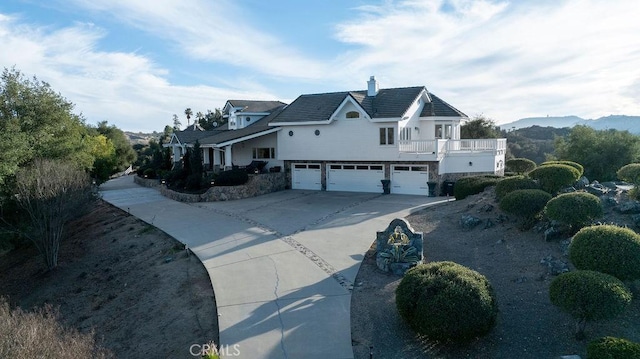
1,0,639,132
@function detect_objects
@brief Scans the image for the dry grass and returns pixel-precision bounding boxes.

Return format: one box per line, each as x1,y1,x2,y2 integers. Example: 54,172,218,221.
0,297,113,359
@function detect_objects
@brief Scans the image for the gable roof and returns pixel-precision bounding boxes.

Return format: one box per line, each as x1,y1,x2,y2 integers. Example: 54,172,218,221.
173,104,286,147
225,100,287,114
270,86,466,124
420,93,467,117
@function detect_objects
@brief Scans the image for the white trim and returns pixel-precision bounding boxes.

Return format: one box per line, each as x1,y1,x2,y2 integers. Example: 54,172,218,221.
328,95,370,122
216,127,281,147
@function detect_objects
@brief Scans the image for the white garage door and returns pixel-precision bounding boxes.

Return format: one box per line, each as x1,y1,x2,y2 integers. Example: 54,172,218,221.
391,165,429,195
327,164,384,193
292,163,321,190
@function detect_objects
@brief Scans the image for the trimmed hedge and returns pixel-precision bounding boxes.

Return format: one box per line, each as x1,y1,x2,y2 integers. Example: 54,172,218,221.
529,164,581,194
396,261,498,342
569,225,640,281
617,163,640,185
545,192,603,229
453,175,502,200
587,336,640,359
495,175,540,200
499,189,551,228
506,158,536,174
550,270,632,322
541,160,584,177
214,169,249,186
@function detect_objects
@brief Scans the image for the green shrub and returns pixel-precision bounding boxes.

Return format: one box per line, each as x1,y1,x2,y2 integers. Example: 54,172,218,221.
499,189,551,229
396,261,498,342
569,225,640,281
506,158,537,174
545,192,603,230
453,175,502,200
214,169,249,186
550,270,632,339
542,160,584,177
587,336,640,359
143,168,156,179
495,175,540,200
617,163,640,185
529,164,581,194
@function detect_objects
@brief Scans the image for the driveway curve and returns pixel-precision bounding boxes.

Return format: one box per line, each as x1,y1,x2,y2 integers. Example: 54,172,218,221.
100,175,451,359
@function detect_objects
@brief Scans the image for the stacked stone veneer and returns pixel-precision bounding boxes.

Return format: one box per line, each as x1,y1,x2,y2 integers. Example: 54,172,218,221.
133,175,161,188
157,172,287,203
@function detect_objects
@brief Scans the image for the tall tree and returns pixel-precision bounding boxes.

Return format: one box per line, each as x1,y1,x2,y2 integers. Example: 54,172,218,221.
200,109,224,130
93,121,137,172
0,67,92,187
461,115,502,139
13,159,96,270
554,125,640,181
172,114,181,131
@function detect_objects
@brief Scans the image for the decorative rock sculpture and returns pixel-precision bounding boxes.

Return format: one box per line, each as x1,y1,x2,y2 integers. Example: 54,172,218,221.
375,218,423,275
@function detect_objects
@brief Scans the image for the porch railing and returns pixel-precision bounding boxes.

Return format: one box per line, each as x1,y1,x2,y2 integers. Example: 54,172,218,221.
398,138,506,155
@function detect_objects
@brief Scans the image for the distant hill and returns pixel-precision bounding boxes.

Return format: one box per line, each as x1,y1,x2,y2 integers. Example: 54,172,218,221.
124,131,159,146
500,115,640,134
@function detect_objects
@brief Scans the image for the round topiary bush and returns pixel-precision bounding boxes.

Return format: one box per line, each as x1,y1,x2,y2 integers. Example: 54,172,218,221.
506,158,537,174
529,164,581,194
396,261,498,342
495,175,540,200
617,163,640,184
499,189,551,229
545,192,603,230
541,160,584,177
569,225,640,281
213,169,249,186
453,175,501,200
587,336,640,359
550,270,632,339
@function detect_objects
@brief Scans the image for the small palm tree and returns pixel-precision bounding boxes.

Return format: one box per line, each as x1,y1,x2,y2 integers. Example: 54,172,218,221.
184,108,193,126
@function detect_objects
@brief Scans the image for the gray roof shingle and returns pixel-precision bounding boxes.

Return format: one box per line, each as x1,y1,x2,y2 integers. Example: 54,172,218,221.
271,86,466,123
226,100,287,113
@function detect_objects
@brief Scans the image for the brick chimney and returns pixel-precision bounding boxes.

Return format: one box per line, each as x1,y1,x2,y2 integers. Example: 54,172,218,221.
367,76,379,96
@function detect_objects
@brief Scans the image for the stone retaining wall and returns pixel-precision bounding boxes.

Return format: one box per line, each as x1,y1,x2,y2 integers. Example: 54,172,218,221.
133,175,161,188
157,172,287,203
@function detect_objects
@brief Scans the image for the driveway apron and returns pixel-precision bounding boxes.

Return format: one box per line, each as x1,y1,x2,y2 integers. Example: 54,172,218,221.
100,176,451,359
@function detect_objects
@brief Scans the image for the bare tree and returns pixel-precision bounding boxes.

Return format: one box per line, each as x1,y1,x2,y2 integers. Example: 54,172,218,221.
14,159,97,270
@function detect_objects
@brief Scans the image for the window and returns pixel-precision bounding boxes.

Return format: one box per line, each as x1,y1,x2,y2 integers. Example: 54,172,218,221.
252,147,275,159
346,111,360,119
435,124,452,139
379,127,395,145
400,127,412,141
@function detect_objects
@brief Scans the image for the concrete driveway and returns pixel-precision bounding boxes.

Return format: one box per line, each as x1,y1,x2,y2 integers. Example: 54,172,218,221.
100,175,451,359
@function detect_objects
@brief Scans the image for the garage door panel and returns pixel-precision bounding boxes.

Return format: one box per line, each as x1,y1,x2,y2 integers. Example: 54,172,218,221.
327,164,383,193
391,165,429,195
292,163,321,190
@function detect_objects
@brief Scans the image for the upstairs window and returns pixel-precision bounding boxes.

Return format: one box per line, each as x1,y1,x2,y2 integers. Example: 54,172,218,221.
346,111,360,119
435,124,452,139
253,147,275,159
400,127,412,141
379,127,395,145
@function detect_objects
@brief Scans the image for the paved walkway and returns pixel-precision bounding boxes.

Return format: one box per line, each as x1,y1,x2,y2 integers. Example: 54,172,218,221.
100,176,451,359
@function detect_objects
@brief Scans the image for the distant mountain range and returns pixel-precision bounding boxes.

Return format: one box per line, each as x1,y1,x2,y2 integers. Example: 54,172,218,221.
499,115,640,134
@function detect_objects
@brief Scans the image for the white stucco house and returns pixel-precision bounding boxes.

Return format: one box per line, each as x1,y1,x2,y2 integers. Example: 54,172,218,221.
167,77,506,195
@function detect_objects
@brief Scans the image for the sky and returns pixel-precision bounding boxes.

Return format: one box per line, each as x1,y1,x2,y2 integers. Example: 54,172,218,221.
1,0,639,132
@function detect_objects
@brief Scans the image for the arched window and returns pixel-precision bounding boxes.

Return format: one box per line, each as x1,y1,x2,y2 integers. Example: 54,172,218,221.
346,111,360,119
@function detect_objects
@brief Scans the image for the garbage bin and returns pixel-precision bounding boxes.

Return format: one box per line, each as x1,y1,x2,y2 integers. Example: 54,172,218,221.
442,181,455,196
381,179,391,194
427,181,437,197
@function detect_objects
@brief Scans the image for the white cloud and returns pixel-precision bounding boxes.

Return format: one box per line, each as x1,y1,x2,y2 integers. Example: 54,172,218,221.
63,0,328,81
0,12,278,132
333,0,640,123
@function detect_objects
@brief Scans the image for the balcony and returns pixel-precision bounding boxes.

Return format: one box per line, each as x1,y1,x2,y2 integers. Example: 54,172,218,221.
399,138,507,157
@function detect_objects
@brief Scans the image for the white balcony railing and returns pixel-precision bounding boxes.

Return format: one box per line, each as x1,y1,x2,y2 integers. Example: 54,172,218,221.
398,138,506,155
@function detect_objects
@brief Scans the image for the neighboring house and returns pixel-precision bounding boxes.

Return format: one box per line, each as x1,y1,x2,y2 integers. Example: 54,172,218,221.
167,100,287,171
167,77,506,195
